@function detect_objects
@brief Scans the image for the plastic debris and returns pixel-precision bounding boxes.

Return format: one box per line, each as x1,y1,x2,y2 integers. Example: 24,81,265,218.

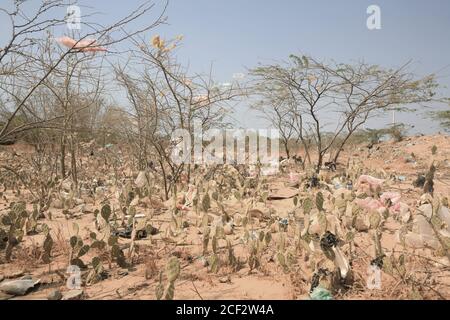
357,175,385,189
310,286,333,300
381,192,401,206
56,36,107,52
0,278,40,296
355,197,386,212
62,289,84,300
134,171,148,188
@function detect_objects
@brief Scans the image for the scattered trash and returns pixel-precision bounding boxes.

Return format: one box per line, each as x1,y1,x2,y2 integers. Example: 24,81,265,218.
309,268,330,293
306,175,320,189
413,174,426,188
390,202,410,223
112,224,158,239
370,255,385,269
56,36,107,52
224,222,234,235
267,187,298,200
0,278,40,296
355,197,386,212
380,192,401,206
320,231,351,280
357,175,384,192
278,218,289,232
135,171,150,188
62,289,84,300
310,286,333,300
405,157,416,164
47,289,62,300
219,276,231,284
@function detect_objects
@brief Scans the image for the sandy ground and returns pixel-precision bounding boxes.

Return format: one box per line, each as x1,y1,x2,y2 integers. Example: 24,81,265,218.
0,134,449,300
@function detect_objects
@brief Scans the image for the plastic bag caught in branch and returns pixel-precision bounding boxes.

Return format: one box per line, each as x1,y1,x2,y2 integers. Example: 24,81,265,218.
56,36,107,52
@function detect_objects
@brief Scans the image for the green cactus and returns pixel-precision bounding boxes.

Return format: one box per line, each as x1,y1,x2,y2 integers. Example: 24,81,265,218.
155,257,180,300
41,224,53,264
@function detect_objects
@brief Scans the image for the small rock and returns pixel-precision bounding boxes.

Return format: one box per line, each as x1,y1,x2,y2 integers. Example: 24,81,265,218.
0,279,40,296
224,223,234,235
74,198,84,205
62,289,84,300
51,199,64,209
47,289,62,300
135,171,148,188
354,216,370,232
196,256,209,268
61,179,72,191
117,270,129,277
219,276,231,284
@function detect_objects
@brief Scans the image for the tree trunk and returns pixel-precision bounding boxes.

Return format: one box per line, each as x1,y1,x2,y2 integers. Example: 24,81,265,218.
60,136,66,179
316,152,323,173
70,136,78,189
333,132,353,164
284,142,290,158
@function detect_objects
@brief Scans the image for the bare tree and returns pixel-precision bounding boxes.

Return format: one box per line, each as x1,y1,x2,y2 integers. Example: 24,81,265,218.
251,55,440,172
114,35,243,199
0,0,167,145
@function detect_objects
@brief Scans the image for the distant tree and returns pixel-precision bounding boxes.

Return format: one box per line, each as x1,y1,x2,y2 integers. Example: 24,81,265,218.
250,55,440,172
431,105,450,132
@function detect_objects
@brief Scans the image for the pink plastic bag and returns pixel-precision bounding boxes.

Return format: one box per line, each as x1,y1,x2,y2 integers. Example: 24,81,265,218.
355,197,386,212
380,192,401,206
357,175,384,189
56,36,107,52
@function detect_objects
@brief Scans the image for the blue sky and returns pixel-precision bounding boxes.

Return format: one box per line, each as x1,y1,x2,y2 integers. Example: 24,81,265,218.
1,0,449,133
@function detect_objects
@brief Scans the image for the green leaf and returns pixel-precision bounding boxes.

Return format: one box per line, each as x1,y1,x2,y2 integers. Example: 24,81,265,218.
101,204,112,221
166,257,181,282
71,258,86,269
91,240,106,250
264,232,272,245
42,252,51,264
43,235,53,253
212,236,218,254
277,252,286,268
164,282,175,300
111,244,122,258
209,254,219,273
202,193,211,212
108,235,118,246
155,282,164,300
369,211,381,229
92,256,101,269
316,192,324,211
303,198,313,215
78,245,90,257
69,236,78,248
